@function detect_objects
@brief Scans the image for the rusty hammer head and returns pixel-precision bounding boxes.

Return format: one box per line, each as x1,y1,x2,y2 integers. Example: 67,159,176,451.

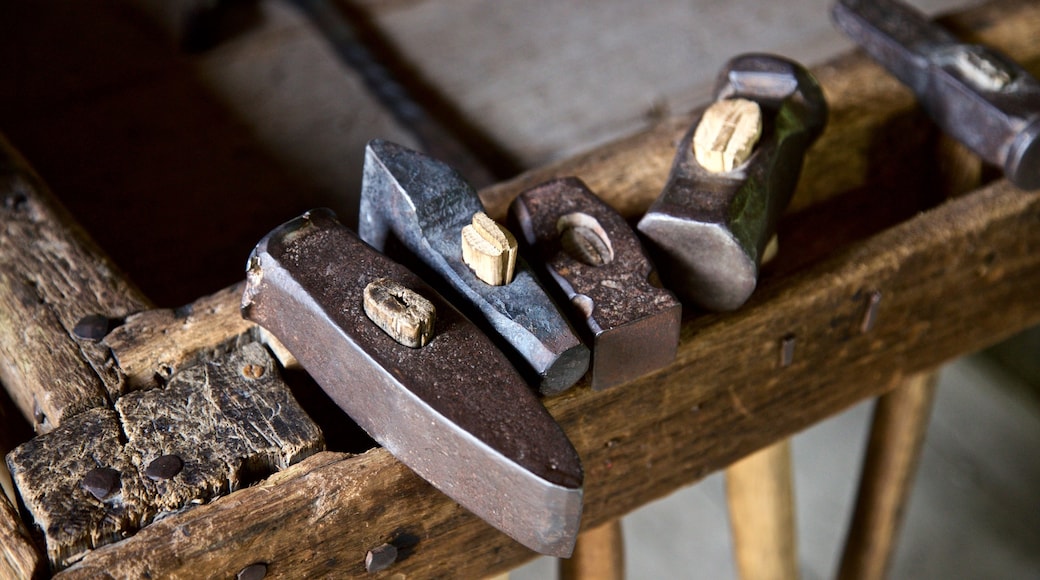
833,0,1040,190
637,54,827,312
359,139,590,395
509,178,682,390
242,209,583,557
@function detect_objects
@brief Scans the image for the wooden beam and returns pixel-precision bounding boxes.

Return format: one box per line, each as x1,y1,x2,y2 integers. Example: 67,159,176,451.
57,173,1040,577
0,136,150,432
0,0,1035,576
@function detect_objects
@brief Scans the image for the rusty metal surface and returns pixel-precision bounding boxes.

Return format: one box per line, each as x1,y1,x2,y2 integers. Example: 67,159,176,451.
509,177,681,390
241,209,583,557
833,0,1040,190
637,54,827,312
358,139,590,395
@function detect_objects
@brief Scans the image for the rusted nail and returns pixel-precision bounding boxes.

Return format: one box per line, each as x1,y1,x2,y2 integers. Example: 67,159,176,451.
860,291,883,333
779,334,796,368
365,543,398,573
72,314,111,341
363,278,437,348
31,395,46,426
236,563,268,580
81,467,121,500
145,454,184,481
241,364,266,379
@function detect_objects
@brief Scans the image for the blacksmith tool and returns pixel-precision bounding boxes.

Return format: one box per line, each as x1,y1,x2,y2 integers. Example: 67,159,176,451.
508,178,681,390
833,0,1040,190
359,139,590,395
637,54,827,311
241,209,583,557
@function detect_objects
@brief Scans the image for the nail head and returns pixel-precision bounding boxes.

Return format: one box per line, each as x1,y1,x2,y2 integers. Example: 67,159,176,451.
73,314,110,341
365,543,398,573
81,467,121,500
145,454,184,481
237,563,267,580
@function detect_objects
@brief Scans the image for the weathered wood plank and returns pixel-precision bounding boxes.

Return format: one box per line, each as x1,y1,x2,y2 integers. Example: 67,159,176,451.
0,136,151,432
8,344,323,572
115,342,324,515
103,283,256,391
57,174,1040,578
47,1,1040,576
7,407,152,570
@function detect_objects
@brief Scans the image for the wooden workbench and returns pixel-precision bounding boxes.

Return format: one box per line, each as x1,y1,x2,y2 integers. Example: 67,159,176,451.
0,0,1038,577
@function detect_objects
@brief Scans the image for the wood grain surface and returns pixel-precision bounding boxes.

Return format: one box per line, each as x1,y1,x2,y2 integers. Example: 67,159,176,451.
58,0,1040,573
0,136,151,433
0,0,1036,577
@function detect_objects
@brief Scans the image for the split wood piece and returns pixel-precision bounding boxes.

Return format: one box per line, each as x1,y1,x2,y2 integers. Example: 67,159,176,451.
0,492,43,579
103,282,257,391
725,440,798,580
461,211,518,286
115,342,324,515
559,519,624,580
837,371,938,580
60,174,1040,577
362,278,437,348
6,343,322,571
6,407,152,571
693,98,763,173
0,135,150,432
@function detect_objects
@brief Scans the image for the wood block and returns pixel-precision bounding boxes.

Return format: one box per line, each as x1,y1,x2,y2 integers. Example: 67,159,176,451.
7,343,323,572
5,407,151,571
115,342,324,515
103,282,257,391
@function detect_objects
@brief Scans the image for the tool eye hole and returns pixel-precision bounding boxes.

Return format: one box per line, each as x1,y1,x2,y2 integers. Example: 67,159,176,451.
556,213,614,266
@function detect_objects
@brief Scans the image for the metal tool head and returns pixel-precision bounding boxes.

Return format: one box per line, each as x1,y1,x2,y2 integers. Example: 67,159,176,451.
509,178,682,390
833,0,1040,190
637,54,827,312
359,139,590,395
242,209,583,557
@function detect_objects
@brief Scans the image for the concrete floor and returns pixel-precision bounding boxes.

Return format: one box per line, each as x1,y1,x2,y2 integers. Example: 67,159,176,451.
513,354,1040,579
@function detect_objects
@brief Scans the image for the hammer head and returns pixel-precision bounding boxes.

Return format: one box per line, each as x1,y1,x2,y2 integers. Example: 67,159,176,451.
509,178,682,390
242,209,583,557
359,139,590,395
833,0,1040,190
637,54,827,311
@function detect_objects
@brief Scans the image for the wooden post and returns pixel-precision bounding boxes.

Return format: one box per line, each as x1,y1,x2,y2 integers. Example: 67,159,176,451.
559,519,625,580
837,371,938,580
725,440,798,580
836,122,981,580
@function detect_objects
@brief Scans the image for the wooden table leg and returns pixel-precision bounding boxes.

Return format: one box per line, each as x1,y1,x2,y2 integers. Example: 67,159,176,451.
837,371,938,580
559,519,625,580
725,439,798,580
